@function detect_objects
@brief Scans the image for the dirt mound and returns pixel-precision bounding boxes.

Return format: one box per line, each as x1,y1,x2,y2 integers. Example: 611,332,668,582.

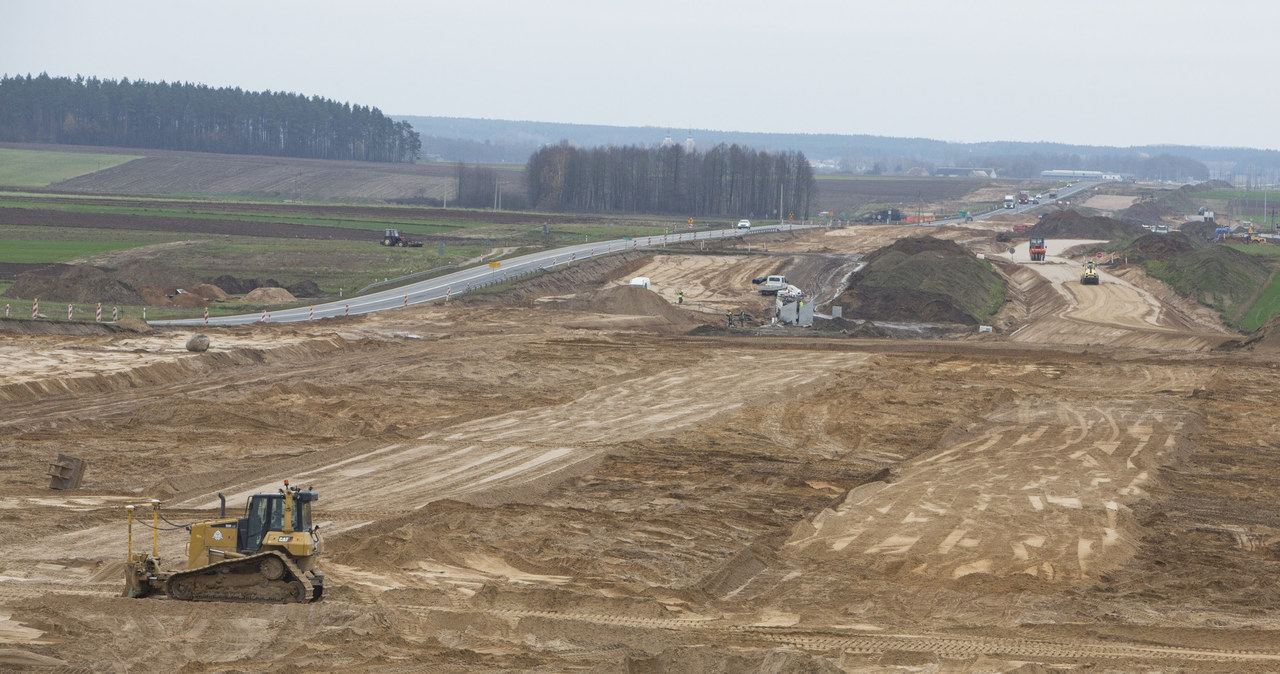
1030,210,1145,240
115,314,152,332
841,286,979,324
553,285,701,326
1233,312,1280,350
0,317,124,335
834,237,1005,325
169,292,209,308
285,280,322,298
1117,199,1173,226
110,260,200,290
0,264,144,304
189,283,230,300
209,275,281,294
1182,220,1219,242
242,287,298,305
1124,232,1196,261
1145,244,1271,321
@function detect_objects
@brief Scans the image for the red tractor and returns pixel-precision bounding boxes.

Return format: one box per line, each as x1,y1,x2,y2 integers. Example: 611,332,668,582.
380,228,423,247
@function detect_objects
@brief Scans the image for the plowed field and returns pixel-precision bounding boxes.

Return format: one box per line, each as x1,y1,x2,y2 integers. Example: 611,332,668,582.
3,225,1280,673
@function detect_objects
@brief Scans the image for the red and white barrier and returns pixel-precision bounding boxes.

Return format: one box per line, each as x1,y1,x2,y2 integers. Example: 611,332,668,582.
68,304,73,320
446,286,451,300
96,303,102,323
590,248,595,257
204,307,209,325
309,305,314,320
403,293,408,306
112,306,118,322
33,298,38,319
344,304,349,316
260,310,267,323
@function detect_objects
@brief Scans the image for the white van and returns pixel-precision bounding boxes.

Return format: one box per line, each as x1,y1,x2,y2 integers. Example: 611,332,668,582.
629,277,651,289
737,219,751,230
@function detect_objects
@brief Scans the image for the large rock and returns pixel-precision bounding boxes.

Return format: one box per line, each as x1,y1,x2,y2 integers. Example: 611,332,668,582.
185,334,210,352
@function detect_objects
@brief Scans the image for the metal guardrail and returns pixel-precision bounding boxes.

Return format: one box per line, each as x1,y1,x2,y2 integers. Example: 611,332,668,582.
358,263,462,294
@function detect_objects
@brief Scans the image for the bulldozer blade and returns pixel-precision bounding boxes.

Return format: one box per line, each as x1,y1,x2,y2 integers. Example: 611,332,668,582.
123,562,152,598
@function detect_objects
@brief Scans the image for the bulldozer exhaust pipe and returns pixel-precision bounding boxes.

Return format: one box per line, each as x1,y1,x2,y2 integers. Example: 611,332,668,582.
218,492,226,518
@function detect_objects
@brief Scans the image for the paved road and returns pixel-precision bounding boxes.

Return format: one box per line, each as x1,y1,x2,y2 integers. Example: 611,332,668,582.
924,181,1102,226
156,223,811,326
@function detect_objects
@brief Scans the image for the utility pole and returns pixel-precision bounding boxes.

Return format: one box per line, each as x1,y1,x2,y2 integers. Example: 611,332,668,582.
779,182,784,224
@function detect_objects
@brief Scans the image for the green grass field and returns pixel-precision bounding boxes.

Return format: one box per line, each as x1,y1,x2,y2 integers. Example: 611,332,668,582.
0,148,141,187
0,239,150,263
1240,270,1280,332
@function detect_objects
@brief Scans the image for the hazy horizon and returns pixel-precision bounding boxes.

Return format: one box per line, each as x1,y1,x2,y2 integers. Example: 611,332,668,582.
6,0,1279,151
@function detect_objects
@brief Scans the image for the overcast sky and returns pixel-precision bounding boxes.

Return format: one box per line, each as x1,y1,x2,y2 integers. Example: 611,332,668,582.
5,0,1278,150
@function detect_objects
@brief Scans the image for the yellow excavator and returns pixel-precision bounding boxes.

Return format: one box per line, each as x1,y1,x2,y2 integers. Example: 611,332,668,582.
124,480,324,603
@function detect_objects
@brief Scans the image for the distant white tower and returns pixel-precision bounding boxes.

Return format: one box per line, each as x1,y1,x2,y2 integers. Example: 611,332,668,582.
661,130,674,148
685,132,695,153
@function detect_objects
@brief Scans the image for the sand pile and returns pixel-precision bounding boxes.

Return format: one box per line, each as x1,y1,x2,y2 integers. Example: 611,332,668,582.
209,275,281,294
189,283,231,300
243,287,298,304
553,285,702,326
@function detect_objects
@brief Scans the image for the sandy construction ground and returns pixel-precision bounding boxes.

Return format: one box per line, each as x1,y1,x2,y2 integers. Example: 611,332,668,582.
3,226,1280,672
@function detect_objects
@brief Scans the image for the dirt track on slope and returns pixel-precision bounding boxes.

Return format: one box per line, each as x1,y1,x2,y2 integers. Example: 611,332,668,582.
3,226,1280,672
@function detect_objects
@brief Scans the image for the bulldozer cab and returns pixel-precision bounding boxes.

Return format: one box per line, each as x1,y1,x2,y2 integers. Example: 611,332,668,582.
238,491,315,555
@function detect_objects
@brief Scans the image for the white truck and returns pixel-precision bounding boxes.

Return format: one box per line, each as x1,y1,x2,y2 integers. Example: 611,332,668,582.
757,275,789,296
1004,195,1016,209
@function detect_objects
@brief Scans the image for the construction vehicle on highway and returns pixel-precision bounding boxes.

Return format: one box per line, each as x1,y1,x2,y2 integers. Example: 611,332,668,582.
381,228,423,247
1029,237,1047,262
123,480,324,603
1018,190,1030,205
1080,260,1100,285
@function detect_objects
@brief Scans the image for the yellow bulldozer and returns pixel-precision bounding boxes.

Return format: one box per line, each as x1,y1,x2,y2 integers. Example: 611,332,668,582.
124,480,324,603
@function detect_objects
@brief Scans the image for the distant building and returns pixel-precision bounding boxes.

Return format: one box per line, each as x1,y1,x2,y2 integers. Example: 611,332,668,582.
661,131,675,148
684,132,695,153
935,167,996,178
1040,169,1104,179
1040,169,1130,181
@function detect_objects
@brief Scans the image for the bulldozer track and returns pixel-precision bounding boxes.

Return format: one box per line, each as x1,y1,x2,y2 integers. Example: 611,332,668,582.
391,605,1280,663
163,551,318,603
746,630,1280,662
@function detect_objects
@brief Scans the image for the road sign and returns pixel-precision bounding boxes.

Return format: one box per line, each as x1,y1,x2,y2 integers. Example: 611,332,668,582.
489,261,500,268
